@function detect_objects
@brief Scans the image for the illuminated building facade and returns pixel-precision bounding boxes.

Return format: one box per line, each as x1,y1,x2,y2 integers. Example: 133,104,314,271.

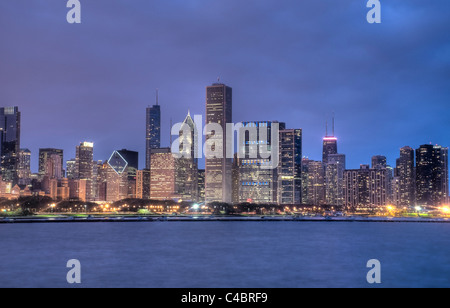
322,136,338,165
416,144,449,206
75,142,94,201
150,148,177,200
344,165,387,210
395,146,415,207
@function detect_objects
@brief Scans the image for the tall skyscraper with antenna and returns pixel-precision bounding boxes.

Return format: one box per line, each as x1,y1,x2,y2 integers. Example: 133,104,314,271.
146,89,161,170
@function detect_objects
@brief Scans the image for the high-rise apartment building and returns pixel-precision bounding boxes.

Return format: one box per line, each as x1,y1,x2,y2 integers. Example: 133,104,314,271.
396,146,415,207
416,144,449,206
344,165,387,210
205,82,232,203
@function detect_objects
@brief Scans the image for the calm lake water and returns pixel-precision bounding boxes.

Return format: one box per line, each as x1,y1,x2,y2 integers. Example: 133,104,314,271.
0,221,449,288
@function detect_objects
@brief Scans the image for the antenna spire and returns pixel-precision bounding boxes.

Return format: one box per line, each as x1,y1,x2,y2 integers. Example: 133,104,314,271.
332,113,335,137
326,121,328,137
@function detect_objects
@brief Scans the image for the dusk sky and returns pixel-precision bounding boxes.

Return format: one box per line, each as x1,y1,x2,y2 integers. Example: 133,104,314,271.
1,0,449,172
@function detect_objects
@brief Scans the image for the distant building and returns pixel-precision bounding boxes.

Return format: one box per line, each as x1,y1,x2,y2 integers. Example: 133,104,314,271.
68,178,88,202
205,82,232,203
0,106,21,184
344,165,388,210
325,154,346,206
75,142,94,201
18,148,31,185
150,148,177,200
115,149,139,198
136,169,151,200
278,129,302,205
304,160,325,206
371,155,387,169
198,169,205,202
39,148,64,178
396,146,415,207
146,92,161,170
416,144,449,206
66,159,77,179
238,121,285,204
175,112,199,202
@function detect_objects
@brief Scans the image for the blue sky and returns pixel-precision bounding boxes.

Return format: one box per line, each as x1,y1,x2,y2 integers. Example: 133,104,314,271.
1,0,449,172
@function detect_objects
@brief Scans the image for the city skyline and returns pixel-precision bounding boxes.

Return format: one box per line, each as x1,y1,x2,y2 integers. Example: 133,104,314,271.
4,92,449,176
2,1,450,174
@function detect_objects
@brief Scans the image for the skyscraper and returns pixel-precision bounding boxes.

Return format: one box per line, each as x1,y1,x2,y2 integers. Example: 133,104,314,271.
239,121,286,204
146,91,161,170
75,142,94,201
396,146,415,207
175,112,199,202
322,119,338,165
304,160,325,206
116,149,139,198
278,129,302,205
416,144,449,206
18,148,31,185
99,150,130,202
0,106,21,184
150,148,177,200
205,82,232,203
325,154,346,206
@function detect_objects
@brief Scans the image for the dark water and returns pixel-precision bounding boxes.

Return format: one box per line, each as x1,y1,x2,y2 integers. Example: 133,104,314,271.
0,222,449,288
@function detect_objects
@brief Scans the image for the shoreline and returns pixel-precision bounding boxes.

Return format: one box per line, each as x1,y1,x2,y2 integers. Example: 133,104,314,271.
0,215,449,224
